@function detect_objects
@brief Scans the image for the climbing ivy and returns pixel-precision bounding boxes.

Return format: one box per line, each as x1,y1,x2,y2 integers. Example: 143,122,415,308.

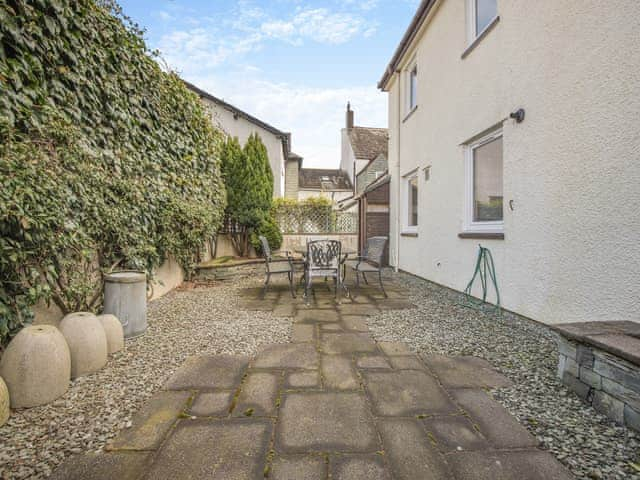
0,0,226,346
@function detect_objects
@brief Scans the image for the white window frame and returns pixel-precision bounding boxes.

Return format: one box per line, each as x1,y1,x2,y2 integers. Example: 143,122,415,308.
405,59,418,115
463,129,504,233
402,169,419,234
466,0,498,43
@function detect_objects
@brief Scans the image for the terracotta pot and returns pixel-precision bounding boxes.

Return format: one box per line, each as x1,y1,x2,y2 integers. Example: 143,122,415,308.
59,312,108,379
0,325,71,408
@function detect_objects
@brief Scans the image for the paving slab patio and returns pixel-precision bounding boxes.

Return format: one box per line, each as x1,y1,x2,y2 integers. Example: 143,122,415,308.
51,276,574,479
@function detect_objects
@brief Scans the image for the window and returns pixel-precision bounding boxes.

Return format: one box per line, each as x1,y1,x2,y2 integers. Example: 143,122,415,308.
464,131,503,232
403,172,419,233
470,0,497,39
407,63,418,113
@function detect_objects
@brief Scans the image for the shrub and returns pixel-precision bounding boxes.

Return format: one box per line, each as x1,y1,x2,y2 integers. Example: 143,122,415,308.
221,133,274,256
251,216,283,256
0,1,225,347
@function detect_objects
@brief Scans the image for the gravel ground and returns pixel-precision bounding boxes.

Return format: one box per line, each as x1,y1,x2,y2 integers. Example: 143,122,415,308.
0,276,290,479
368,272,640,480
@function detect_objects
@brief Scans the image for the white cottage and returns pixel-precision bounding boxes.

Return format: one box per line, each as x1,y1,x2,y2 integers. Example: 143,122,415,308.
380,0,640,324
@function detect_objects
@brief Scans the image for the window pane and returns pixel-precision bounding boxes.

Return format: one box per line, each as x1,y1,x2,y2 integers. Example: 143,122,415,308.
408,177,418,226
409,67,417,110
475,0,497,35
473,136,503,222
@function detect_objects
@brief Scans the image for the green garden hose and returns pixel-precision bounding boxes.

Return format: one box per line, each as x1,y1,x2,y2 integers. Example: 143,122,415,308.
460,244,501,314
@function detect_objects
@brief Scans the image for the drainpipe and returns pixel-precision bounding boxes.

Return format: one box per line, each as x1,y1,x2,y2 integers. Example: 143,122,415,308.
394,74,402,273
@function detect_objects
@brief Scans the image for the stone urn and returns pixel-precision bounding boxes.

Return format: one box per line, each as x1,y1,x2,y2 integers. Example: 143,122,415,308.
59,312,108,379
0,325,71,408
0,376,9,426
97,314,124,354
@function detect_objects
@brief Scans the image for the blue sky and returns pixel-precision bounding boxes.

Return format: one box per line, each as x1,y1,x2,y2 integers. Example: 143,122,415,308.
118,0,419,167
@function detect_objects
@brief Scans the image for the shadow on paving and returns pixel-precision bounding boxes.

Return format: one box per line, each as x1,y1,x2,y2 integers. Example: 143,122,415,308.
51,274,575,480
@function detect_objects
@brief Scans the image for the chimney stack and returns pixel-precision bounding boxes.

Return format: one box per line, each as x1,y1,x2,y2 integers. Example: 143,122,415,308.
346,102,354,129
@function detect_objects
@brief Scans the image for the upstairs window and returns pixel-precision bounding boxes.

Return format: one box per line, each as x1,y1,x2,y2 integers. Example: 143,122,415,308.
471,0,497,39
406,61,418,114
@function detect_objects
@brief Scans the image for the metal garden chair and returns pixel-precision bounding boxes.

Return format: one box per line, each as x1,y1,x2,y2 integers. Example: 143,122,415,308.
259,235,296,299
304,239,342,302
350,236,388,297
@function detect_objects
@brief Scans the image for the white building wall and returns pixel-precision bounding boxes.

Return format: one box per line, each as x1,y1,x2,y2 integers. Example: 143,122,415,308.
387,0,640,324
202,98,286,197
340,128,357,185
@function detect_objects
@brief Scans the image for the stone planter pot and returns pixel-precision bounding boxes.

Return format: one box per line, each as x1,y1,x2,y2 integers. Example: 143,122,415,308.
0,376,9,426
0,325,71,408
59,312,108,379
97,314,124,354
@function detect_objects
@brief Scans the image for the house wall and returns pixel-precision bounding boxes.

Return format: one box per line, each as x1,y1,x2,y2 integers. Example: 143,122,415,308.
356,154,388,195
285,159,300,199
201,97,286,197
340,128,356,186
387,0,640,324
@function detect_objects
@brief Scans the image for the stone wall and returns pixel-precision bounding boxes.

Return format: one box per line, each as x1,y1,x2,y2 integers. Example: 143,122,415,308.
557,335,640,432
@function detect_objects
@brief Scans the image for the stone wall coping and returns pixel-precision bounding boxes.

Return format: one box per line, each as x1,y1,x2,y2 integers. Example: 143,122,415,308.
552,321,640,367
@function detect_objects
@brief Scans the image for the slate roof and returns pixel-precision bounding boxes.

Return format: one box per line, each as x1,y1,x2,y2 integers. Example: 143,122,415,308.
348,127,389,161
299,169,353,191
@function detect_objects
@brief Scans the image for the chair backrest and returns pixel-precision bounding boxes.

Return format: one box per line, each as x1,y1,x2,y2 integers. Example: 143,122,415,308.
259,235,272,262
306,240,341,272
364,236,388,266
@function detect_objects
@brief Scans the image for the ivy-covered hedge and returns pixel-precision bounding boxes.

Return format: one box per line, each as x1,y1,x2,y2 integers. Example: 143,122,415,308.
0,0,226,346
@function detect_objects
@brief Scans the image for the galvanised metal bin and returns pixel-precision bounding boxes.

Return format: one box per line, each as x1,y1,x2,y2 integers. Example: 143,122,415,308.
103,271,147,339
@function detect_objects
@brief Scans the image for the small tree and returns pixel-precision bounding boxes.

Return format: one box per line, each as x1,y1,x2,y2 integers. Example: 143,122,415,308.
221,133,274,256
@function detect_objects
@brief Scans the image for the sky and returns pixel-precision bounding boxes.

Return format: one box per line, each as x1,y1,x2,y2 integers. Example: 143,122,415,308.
117,0,419,168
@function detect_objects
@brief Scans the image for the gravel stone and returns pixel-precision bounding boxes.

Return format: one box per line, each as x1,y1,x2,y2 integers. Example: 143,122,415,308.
0,276,290,479
367,273,640,480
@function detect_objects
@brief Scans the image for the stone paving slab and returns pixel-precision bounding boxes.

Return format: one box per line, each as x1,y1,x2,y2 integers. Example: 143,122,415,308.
295,309,340,323
285,370,320,389
448,449,575,480
423,354,513,389
378,341,413,356
451,389,539,449
253,343,318,369
378,418,453,480
363,370,458,416
330,454,391,480
321,355,359,390
291,323,315,342
422,415,488,452
189,391,232,417
164,355,249,390
49,452,150,480
106,391,190,451
388,355,425,370
270,455,326,480
320,332,378,354
276,392,378,453
233,372,280,417
342,315,369,332
145,419,271,480
356,355,392,369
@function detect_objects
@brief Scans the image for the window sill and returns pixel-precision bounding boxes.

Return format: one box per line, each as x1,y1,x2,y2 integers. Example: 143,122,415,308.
401,231,418,237
458,232,504,240
461,16,500,60
402,105,418,123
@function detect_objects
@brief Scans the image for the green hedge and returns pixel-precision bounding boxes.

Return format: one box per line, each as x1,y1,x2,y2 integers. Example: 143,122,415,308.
0,0,225,346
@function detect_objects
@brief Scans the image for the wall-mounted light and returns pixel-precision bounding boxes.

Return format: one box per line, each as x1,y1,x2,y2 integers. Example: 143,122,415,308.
510,108,525,123
423,165,431,181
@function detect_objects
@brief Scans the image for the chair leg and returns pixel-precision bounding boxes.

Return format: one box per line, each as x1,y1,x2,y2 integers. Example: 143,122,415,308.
288,271,296,298
362,272,369,285
353,270,360,298
378,270,387,298
305,272,312,305
262,274,270,299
